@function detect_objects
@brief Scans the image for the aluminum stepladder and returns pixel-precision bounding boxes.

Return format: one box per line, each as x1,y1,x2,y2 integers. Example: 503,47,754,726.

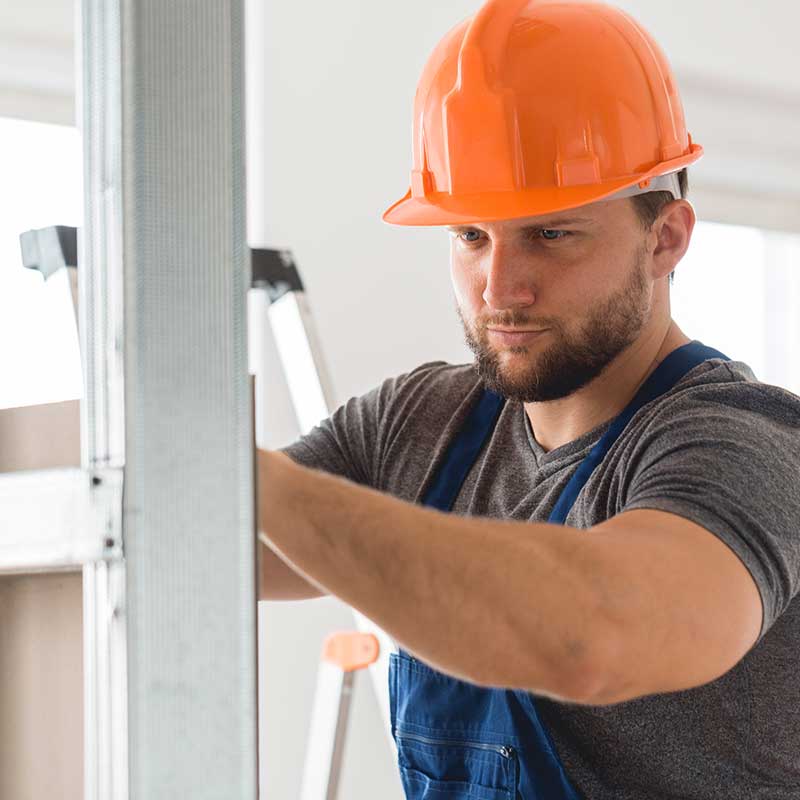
300,630,381,800
249,248,399,800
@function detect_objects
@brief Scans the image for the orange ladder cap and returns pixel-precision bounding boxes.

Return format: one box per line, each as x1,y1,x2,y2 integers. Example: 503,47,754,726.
322,631,380,672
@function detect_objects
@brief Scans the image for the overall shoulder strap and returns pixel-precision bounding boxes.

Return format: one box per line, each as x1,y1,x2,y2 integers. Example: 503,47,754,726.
548,341,730,524
422,388,505,512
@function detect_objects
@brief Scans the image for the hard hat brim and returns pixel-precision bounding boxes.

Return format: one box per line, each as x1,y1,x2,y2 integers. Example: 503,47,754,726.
382,147,703,227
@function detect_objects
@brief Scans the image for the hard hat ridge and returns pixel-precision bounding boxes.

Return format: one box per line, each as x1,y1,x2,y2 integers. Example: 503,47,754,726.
441,0,530,194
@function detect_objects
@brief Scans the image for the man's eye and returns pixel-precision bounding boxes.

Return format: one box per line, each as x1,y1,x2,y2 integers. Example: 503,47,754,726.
538,229,569,241
455,229,570,243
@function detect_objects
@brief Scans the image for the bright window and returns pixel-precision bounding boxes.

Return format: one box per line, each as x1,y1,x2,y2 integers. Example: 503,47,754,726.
673,221,800,395
0,116,83,409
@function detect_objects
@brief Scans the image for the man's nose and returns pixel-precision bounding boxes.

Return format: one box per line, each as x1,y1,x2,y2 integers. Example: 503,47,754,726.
481,244,536,311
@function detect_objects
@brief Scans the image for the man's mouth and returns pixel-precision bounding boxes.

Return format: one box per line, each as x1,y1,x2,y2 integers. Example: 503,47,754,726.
486,328,548,344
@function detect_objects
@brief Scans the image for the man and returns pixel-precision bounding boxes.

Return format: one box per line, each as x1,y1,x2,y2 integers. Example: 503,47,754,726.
256,1,800,798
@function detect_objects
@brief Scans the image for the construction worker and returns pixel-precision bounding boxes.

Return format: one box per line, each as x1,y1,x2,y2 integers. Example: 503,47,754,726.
256,1,800,797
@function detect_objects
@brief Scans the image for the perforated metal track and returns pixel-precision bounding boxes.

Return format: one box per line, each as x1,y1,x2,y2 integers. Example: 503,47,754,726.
82,0,257,797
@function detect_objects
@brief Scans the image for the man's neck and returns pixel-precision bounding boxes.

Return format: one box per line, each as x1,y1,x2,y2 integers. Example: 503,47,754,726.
524,321,691,453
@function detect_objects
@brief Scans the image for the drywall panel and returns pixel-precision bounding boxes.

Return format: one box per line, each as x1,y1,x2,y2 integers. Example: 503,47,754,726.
0,572,83,800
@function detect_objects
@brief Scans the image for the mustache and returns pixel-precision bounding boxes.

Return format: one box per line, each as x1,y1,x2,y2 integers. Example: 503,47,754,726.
477,315,559,330
454,304,559,334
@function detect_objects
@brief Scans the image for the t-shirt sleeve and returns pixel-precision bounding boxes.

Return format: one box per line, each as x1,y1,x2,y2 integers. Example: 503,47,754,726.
278,361,449,488
621,382,800,645
278,379,394,486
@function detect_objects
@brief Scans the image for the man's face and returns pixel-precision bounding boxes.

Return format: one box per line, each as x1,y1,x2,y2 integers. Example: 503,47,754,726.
449,197,655,403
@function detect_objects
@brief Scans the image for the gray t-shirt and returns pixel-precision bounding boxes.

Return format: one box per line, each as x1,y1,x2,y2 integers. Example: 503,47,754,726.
281,351,800,799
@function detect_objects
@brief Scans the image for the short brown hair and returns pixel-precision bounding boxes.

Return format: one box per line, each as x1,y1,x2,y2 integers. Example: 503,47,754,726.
629,168,689,284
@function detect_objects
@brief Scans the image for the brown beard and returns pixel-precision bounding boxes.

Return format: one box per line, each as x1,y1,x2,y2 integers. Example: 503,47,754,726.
457,248,651,403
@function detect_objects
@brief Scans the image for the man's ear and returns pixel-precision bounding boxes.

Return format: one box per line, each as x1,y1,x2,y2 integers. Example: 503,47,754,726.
651,199,695,280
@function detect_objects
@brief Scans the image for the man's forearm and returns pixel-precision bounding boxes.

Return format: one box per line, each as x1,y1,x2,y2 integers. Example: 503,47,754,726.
259,542,327,601
258,450,609,703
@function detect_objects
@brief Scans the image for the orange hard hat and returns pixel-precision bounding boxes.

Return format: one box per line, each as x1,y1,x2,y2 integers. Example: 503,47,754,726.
383,0,703,226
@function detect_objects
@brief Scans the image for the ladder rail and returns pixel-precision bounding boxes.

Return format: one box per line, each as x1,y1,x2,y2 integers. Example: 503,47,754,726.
299,633,380,800
252,248,399,795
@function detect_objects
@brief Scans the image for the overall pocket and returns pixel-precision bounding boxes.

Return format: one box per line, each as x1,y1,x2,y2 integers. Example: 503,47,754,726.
395,726,519,799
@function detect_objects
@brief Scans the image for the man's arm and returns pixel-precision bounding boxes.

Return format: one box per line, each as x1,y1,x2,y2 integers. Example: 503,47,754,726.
579,508,762,704
259,543,326,601
256,449,763,706
257,448,606,704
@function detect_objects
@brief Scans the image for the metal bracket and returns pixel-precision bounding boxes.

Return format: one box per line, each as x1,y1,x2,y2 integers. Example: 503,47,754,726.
19,225,79,280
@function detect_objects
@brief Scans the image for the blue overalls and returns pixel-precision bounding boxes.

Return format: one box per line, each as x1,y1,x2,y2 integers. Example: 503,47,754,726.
388,342,730,799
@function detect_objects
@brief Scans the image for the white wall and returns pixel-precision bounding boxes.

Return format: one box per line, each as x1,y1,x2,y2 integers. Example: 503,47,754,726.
243,0,800,403
1,1,797,797
0,0,73,125
615,1,800,232
244,2,799,797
